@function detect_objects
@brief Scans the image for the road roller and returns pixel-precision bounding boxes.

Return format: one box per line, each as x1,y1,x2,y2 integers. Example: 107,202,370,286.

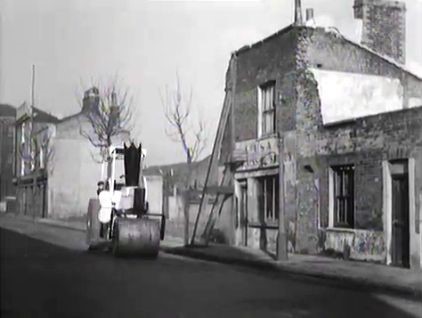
86,142,165,257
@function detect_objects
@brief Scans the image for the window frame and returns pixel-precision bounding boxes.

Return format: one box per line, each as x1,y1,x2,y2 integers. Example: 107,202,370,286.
329,165,355,229
257,174,279,223
257,81,276,138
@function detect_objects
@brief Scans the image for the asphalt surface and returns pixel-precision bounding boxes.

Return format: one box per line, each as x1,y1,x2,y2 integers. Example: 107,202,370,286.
1,228,421,318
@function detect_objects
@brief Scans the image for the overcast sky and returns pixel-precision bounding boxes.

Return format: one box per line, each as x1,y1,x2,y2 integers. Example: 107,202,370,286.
1,0,421,165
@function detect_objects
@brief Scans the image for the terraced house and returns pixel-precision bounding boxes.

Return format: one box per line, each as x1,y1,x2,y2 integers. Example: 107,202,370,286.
203,0,422,269
0,104,17,213
13,88,129,220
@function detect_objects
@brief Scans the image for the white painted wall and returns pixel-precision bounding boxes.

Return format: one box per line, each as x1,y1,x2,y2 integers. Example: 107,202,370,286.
48,114,129,219
49,138,101,218
144,175,163,214
310,68,406,124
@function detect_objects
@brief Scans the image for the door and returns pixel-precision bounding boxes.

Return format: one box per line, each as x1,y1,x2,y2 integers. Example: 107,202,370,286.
391,174,410,268
239,182,248,246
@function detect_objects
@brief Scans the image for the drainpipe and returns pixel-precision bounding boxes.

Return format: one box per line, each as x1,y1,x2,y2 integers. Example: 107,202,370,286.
31,65,36,219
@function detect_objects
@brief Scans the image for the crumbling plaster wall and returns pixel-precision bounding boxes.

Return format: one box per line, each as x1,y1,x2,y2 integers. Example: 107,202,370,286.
299,27,422,107
233,28,299,142
291,27,422,260
294,66,422,264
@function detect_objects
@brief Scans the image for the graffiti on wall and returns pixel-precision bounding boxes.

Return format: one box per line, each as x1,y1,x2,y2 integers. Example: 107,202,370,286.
353,231,385,256
325,229,385,261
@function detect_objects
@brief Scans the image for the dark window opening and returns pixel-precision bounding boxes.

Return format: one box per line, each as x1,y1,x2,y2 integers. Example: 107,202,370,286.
258,175,279,223
332,165,355,228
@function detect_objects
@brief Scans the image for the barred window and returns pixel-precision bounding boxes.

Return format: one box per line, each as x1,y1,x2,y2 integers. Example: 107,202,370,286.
332,165,355,228
258,175,279,222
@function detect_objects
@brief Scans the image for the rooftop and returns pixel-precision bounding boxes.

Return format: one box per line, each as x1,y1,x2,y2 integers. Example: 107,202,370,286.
32,107,60,123
234,24,422,81
0,104,16,117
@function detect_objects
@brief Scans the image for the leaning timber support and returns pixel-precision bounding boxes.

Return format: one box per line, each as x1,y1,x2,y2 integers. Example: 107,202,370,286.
190,54,237,245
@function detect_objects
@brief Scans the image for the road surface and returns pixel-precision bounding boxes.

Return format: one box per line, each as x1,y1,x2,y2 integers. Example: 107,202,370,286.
1,226,421,318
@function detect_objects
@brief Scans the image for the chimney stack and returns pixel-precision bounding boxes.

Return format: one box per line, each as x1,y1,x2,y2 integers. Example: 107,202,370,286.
306,8,314,22
82,87,100,113
353,0,406,64
294,0,303,26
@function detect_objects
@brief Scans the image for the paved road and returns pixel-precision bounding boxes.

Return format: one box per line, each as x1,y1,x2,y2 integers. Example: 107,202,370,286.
1,228,421,318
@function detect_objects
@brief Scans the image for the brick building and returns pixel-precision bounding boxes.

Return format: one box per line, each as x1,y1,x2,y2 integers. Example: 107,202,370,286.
207,0,422,269
14,102,59,218
0,104,16,212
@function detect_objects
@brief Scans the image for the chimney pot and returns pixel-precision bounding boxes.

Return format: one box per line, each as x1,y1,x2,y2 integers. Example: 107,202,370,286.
306,8,314,21
294,0,303,25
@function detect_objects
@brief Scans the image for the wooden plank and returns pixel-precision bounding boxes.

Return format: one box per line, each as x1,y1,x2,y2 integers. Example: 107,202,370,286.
204,185,233,195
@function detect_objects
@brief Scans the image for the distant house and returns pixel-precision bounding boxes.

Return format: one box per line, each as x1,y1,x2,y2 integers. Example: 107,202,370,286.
13,88,130,219
14,102,59,218
49,88,130,219
203,0,422,269
0,104,17,212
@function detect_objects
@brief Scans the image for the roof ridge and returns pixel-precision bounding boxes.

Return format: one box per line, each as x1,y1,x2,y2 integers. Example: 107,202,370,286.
234,24,422,80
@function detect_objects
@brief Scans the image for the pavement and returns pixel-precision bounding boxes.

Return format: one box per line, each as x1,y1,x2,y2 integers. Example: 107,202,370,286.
1,212,421,299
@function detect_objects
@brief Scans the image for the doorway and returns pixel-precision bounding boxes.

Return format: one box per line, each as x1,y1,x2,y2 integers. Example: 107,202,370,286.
239,181,248,246
391,162,410,268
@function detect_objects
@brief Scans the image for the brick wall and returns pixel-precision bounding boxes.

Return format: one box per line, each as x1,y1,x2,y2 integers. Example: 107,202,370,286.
358,0,406,64
299,27,422,105
233,27,299,142
0,117,15,203
294,65,422,253
225,25,422,260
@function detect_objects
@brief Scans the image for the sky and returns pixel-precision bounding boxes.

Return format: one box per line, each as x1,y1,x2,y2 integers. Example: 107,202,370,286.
1,0,422,166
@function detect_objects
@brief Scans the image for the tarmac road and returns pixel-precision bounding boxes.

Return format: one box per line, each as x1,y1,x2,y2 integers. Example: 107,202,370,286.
1,227,421,318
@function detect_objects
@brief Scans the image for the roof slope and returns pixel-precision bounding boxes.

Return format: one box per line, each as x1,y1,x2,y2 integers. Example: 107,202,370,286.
33,107,60,123
144,155,211,177
234,24,422,81
0,104,16,117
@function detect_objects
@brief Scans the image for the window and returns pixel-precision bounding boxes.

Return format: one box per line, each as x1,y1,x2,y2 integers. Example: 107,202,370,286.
258,82,276,137
21,122,26,144
331,165,355,228
39,146,44,169
7,125,14,138
258,175,279,222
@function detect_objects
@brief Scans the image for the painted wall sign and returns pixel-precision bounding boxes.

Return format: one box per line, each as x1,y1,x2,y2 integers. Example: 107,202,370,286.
236,137,279,171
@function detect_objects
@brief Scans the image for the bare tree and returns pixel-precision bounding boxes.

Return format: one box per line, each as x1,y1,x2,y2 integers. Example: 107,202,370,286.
161,74,207,245
79,78,133,162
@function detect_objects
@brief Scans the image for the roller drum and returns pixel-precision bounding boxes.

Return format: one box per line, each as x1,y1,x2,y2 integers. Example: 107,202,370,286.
112,217,160,257
86,198,101,248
